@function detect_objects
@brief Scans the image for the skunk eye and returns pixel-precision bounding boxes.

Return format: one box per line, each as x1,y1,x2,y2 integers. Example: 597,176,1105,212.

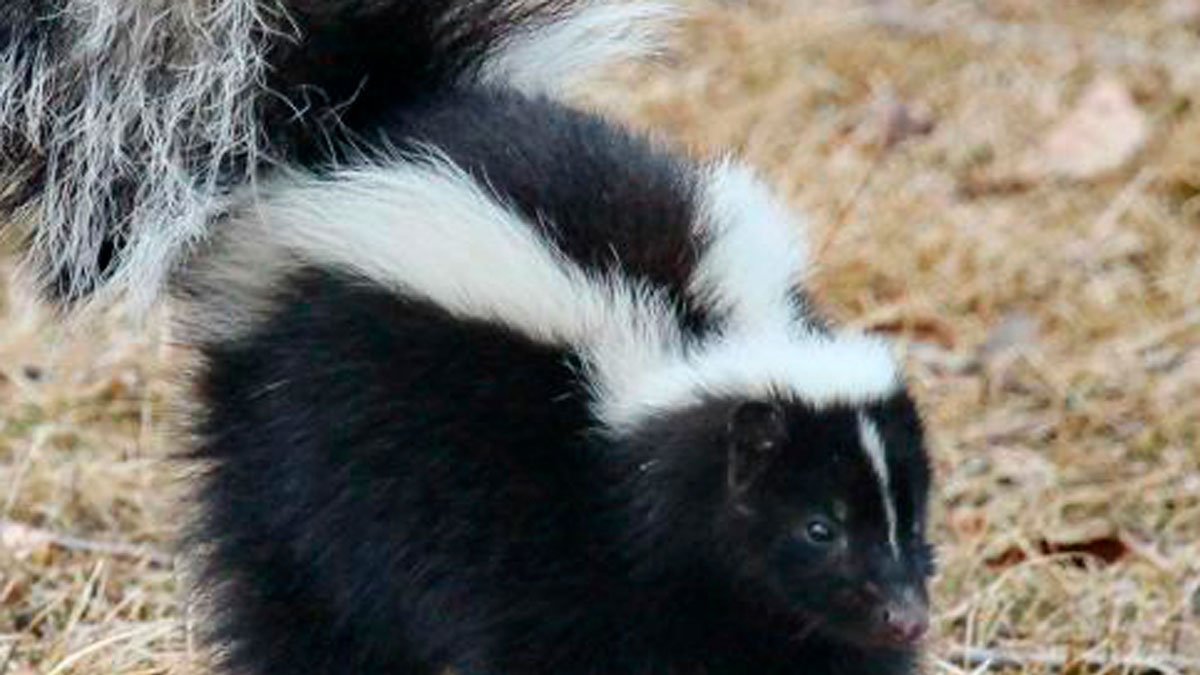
803,517,839,545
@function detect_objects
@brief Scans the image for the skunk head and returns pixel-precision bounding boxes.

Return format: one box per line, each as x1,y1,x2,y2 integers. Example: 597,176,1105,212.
628,389,933,650
711,393,935,649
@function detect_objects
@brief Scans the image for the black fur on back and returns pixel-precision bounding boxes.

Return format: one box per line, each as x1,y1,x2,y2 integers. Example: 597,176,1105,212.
374,89,714,334
191,269,929,675
191,269,596,672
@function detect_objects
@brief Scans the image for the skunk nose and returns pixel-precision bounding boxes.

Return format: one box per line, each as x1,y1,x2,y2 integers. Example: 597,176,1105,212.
878,600,929,646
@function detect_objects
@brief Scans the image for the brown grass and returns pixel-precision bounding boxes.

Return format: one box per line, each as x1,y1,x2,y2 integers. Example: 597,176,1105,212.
3,1,1199,672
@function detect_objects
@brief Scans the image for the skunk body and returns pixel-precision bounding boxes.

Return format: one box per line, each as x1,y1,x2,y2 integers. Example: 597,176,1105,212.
1,2,935,673
195,268,932,675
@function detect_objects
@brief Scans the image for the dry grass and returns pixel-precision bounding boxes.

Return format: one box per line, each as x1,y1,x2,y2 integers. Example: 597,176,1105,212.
3,1,1199,672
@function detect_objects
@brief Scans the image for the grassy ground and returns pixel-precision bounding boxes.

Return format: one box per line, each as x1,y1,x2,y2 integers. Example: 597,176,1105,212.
2,1,1199,672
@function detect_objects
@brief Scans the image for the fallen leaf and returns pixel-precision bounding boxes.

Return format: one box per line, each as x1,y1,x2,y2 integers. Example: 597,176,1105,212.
986,546,1028,570
986,534,1131,570
1024,77,1148,181
956,174,1034,200
867,314,958,349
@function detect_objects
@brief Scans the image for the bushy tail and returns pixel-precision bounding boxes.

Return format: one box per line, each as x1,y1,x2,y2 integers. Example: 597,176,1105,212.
0,0,672,308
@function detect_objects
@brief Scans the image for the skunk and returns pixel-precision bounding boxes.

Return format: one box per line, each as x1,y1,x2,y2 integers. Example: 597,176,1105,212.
0,1,936,673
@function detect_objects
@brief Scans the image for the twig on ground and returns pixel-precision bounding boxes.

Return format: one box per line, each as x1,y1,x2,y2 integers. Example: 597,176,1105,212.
0,520,173,568
42,621,177,675
947,645,1200,675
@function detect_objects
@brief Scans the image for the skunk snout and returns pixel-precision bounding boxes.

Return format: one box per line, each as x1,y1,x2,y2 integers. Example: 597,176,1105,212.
871,591,929,647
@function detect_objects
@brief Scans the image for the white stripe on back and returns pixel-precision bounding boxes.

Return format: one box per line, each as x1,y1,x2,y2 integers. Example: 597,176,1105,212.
235,154,901,432
690,159,810,332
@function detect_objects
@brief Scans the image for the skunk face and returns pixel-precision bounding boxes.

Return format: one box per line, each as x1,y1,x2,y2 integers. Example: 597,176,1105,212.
714,393,934,649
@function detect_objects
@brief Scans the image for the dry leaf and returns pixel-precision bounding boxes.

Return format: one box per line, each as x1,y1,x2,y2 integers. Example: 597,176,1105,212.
867,314,958,349
956,174,1034,199
986,534,1131,570
1024,77,1148,181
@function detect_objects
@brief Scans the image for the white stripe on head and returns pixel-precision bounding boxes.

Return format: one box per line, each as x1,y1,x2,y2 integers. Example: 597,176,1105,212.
480,2,679,98
857,413,900,559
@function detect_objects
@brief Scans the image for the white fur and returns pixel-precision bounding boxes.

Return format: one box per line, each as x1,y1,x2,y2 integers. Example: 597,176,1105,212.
603,332,901,431
235,156,900,433
480,2,678,97
858,414,900,559
691,159,811,332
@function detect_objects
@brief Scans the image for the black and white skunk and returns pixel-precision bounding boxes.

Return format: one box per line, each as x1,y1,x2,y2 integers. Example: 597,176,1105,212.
1,1,936,673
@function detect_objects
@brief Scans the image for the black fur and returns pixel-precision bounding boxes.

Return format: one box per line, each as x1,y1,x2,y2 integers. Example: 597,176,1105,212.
193,269,933,674
263,0,591,162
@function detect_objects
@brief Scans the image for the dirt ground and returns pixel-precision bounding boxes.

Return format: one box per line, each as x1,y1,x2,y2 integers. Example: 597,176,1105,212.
2,1,1198,672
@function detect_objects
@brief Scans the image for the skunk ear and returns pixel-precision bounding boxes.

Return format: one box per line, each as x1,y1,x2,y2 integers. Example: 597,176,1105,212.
726,401,787,494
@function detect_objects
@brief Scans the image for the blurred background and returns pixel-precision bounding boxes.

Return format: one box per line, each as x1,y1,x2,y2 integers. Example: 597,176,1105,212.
2,0,1198,672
